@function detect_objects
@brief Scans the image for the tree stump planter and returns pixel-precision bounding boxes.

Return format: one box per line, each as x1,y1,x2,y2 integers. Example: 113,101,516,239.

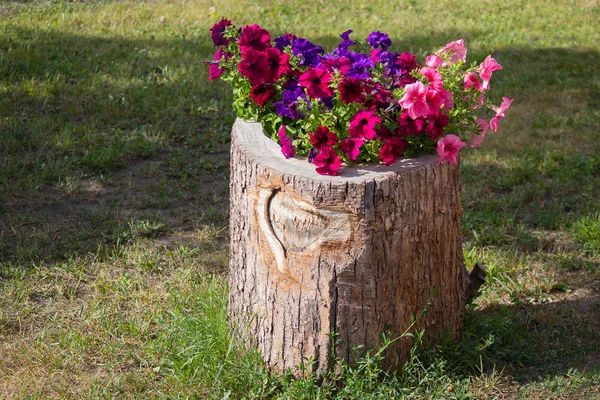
229,118,474,373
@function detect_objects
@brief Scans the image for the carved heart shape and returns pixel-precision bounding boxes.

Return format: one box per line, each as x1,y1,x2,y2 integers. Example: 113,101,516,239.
268,191,328,251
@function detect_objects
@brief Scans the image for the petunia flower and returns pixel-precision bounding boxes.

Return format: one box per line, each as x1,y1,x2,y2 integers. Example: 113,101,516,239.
489,96,514,131
348,110,381,140
274,33,297,51
436,134,467,165
379,136,408,165
420,67,444,91
479,55,503,90
277,125,295,159
238,49,273,86
426,55,443,68
470,119,489,148
208,47,231,81
298,67,333,99
238,24,271,52
425,111,450,139
292,38,325,67
335,30,355,56
366,31,392,50
265,48,290,80
209,18,233,47
338,78,365,104
463,72,483,92
398,81,429,119
319,56,352,75
310,126,338,149
313,147,342,176
249,83,274,107
397,111,426,136
435,39,467,66
339,138,363,161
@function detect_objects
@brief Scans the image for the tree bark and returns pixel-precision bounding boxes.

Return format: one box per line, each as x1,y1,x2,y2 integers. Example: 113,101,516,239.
228,118,469,373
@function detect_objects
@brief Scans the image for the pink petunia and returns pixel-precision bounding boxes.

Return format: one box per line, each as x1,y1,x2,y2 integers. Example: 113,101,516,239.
489,96,514,131
313,147,342,176
426,55,443,68
398,81,429,120
339,138,363,161
435,39,467,66
436,134,467,165
348,110,381,140
298,68,334,99
463,72,483,92
379,136,408,166
420,67,444,91
426,90,444,113
470,119,489,148
479,55,503,90
277,125,295,159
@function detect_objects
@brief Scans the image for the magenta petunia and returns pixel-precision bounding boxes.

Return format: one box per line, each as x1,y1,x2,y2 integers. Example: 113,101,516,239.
397,110,426,136
208,48,231,81
470,118,489,148
379,136,408,165
313,147,342,176
238,24,271,52
277,125,295,159
436,134,467,165
348,109,381,140
398,81,429,120
426,111,450,139
489,96,514,131
249,83,275,107
238,49,272,86
298,68,333,99
339,138,363,161
310,126,338,149
209,18,232,47
426,90,444,113
479,55,503,90
435,39,467,66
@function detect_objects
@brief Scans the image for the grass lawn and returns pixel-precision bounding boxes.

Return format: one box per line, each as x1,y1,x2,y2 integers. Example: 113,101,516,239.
1,0,599,398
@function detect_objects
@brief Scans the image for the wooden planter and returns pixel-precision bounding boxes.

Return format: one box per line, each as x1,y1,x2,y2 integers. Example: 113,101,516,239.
228,118,477,373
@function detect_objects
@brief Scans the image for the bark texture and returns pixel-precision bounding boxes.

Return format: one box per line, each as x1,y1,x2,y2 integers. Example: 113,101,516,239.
229,118,468,373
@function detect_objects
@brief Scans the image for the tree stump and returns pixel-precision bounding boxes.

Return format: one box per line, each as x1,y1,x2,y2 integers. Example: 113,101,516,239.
228,118,470,373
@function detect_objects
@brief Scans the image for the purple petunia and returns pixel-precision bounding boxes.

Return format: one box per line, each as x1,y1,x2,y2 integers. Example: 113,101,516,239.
274,81,307,120
366,31,392,50
346,53,374,79
377,51,403,77
334,30,355,56
274,33,296,51
292,38,324,67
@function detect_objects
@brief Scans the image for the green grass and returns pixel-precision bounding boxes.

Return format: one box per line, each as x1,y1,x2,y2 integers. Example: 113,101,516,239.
1,0,600,398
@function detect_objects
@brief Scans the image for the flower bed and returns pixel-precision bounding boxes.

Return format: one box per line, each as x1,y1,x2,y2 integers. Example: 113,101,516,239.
208,19,512,175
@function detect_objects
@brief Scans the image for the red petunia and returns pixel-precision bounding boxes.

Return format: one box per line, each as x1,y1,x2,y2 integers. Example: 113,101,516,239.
426,111,450,139
238,24,271,52
348,109,380,140
313,147,342,176
397,111,425,136
298,68,333,99
266,48,290,80
238,49,272,86
309,126,338,149
249,83,275,107
379,136,408,166
209,18,232,47
338,78,365,104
